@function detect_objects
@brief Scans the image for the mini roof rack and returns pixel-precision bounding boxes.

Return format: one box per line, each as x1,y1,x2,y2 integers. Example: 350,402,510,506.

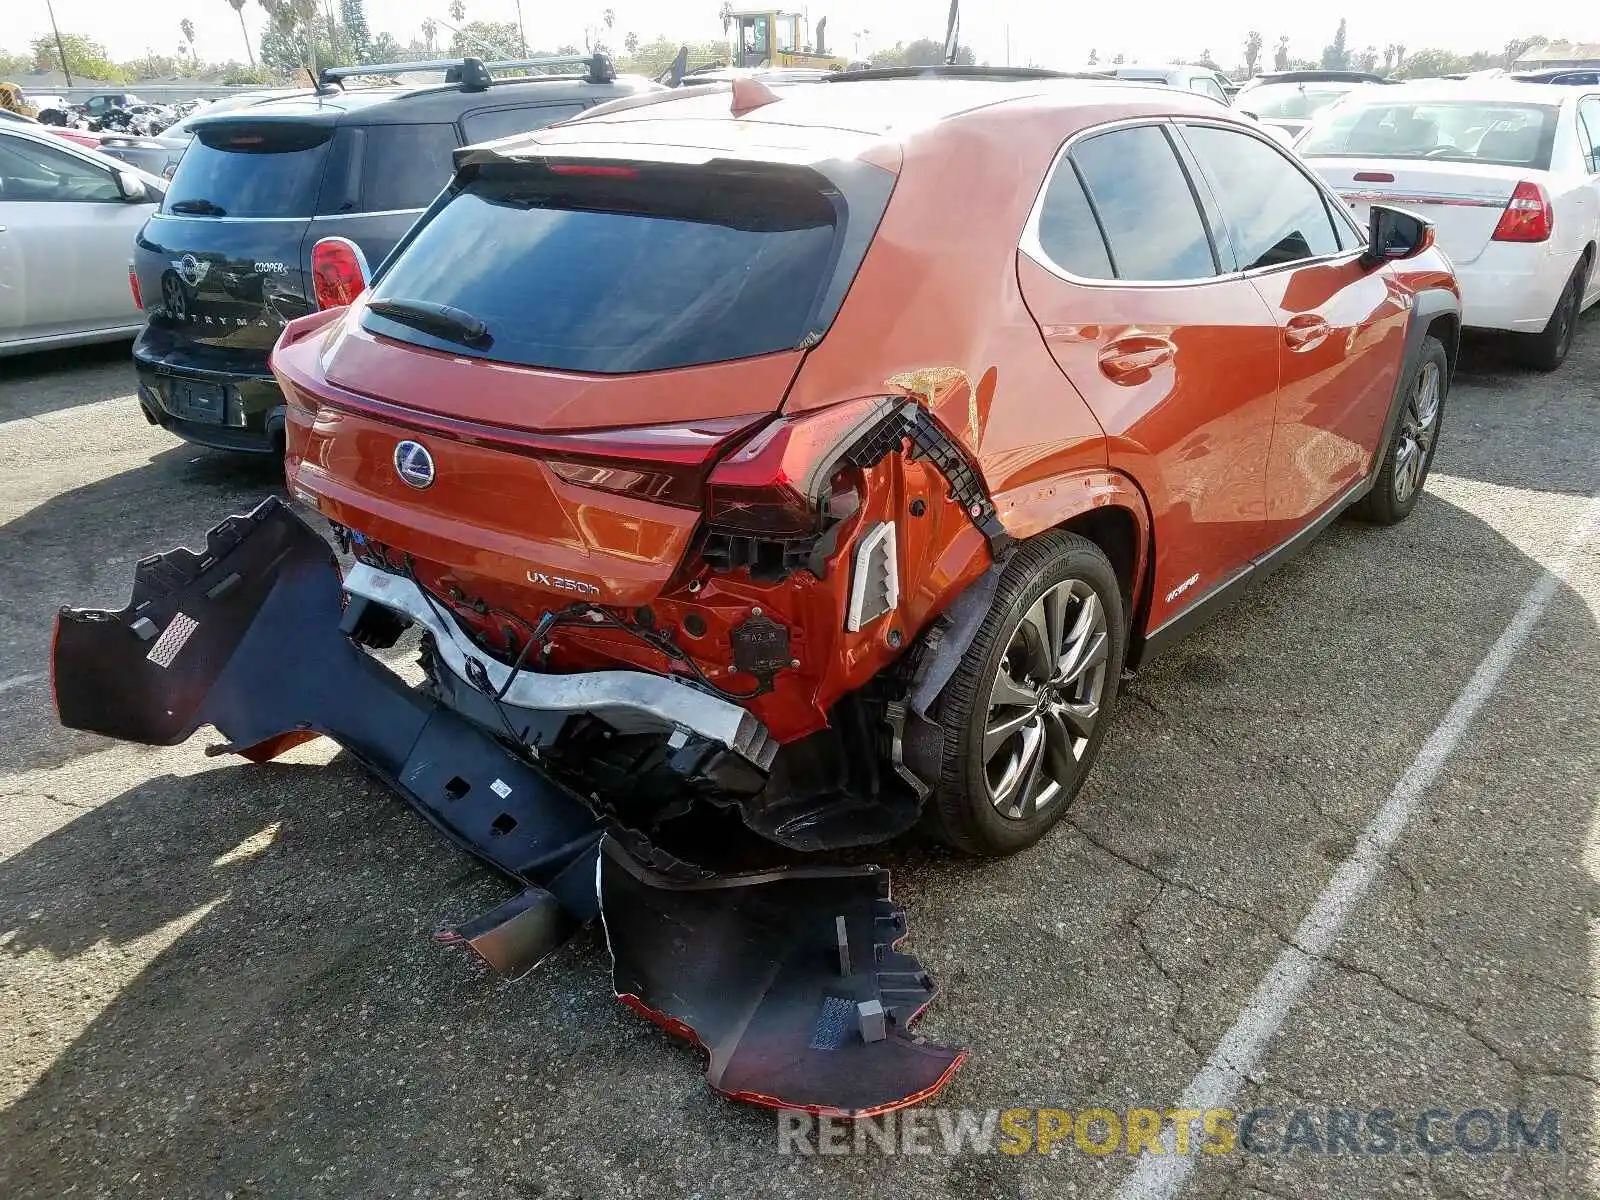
823,65,1097,83
319,53,615,94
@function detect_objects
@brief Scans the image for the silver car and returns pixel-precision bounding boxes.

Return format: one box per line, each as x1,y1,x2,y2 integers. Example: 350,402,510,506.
0,123,164,356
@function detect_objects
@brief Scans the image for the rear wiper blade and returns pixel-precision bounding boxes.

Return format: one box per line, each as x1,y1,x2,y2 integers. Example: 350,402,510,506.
169,198,227,215
366,298,493,348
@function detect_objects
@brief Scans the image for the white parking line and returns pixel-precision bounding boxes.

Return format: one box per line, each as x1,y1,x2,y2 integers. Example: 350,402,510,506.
1119,489,1600,1200
0,672,45,695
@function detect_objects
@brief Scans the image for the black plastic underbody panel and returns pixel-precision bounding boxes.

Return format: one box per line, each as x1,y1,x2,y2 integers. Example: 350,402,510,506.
50,497,967,1115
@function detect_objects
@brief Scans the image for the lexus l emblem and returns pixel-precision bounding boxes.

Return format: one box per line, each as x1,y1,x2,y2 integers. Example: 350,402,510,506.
393,440,435,489
171,253,209,287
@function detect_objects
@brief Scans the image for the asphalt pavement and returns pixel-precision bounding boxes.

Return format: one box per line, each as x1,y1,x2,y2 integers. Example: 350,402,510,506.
1,321,1598,1199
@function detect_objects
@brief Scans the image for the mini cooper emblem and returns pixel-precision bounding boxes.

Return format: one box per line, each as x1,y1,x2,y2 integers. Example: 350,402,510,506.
393,441,436,489
171,253,209,288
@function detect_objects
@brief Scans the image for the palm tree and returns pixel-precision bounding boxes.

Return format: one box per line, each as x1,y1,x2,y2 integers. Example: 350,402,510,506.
227,0,256,66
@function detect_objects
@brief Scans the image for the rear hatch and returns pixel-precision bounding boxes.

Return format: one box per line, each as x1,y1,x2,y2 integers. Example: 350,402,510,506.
1299,96,1559,267
275,147,896,605
134,118,331,364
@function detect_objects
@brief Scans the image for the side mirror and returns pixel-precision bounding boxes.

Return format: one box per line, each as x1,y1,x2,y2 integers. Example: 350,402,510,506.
113,169,147,203
1362,204,1434,268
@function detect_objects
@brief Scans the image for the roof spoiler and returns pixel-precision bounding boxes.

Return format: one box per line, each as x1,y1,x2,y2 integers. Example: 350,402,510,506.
319,53,616,93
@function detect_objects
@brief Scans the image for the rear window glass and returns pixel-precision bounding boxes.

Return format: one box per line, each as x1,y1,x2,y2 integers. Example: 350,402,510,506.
364,162,889,374
1237,83,1355,120
165,124,330,218
359,123,458,212
1299,101,1559,168
462,103,586,144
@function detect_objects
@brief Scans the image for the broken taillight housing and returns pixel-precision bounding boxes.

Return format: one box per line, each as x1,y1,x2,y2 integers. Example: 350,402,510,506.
311,237,370,310
540,415,768,509
704,398,891,538
127,264,143,310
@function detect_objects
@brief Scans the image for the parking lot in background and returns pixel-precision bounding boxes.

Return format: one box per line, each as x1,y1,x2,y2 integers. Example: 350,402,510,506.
2,317,1598,1199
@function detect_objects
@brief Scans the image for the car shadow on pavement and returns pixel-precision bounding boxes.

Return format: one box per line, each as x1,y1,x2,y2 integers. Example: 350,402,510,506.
1445,318,1600,498
1,487,1595,1200
0,341,138,423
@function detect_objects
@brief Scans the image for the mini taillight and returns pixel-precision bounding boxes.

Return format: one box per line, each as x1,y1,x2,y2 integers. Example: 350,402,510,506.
127,264,143,310
310,237,369,310
705,397,890,538
1492,181,1552,243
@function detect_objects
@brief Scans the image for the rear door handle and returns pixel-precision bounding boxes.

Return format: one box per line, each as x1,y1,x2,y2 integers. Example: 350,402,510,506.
1284,313,1331,351
1098,334,1176,384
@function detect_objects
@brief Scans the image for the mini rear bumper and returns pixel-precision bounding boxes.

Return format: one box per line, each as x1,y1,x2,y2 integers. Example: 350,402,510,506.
133,331,286,453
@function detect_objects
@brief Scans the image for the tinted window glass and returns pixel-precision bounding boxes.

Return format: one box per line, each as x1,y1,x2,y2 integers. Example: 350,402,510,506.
1035,160,1114,279
1071,125,1216,280
1299,101,1559,169
0,134,119,202
167,124,331,218
366,168,848,373
360,123,458,211
1237,82,1355,120
1183,125,1341,269
462,103,586,144
1579,98,1600,171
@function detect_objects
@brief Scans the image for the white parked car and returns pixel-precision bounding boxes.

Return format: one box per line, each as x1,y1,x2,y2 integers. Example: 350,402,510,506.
0,122,164,356
1298,80,1600,369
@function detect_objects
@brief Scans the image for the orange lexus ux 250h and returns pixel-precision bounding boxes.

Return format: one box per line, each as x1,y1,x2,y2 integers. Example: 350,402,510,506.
268,73,1459,859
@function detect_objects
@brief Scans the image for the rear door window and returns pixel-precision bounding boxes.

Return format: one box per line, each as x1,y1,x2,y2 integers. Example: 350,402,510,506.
166,123,332,218
358,123,459,212
462,103,586,144
1068,125,1218,280
1579,97,1600,172
1181,124,1344,268
1033,160,1115,279
364,159,891,374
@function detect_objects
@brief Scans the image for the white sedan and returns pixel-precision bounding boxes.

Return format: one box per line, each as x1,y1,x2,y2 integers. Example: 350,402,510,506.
0,122,163,357
1298,80,1600,369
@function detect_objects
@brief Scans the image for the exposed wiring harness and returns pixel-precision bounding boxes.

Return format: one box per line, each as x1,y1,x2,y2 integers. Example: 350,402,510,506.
396,555,771,713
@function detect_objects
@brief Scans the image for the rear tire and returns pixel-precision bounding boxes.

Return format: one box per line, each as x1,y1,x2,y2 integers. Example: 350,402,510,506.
923,531,1126,857
1352,335,1448,526
1517,261,1585,372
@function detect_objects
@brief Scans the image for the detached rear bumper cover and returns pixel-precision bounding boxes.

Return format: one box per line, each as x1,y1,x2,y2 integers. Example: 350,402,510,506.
51,497,964,1115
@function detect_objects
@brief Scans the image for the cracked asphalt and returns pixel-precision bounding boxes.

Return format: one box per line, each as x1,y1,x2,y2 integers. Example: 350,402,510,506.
2,318,1599,1200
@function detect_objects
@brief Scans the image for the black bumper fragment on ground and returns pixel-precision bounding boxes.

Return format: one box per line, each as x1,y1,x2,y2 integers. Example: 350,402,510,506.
601,838,966,1116
51,496,967,1115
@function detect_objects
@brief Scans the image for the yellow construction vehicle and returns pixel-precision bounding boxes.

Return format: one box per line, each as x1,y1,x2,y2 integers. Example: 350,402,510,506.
729,9,848,71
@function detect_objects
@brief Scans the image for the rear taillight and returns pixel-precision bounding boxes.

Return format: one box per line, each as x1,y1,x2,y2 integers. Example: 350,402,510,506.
311,237,369,309
540,415,766,508
127,265,143,310
704,397,890,538
1492,181,1553,243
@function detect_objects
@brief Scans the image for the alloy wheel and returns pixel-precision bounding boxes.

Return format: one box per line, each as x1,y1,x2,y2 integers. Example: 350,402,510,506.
983,579,1110,820
1393,359,1441,505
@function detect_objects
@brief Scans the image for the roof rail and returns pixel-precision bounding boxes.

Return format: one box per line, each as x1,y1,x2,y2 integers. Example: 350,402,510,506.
319,53,615,93
823,65,1099,83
